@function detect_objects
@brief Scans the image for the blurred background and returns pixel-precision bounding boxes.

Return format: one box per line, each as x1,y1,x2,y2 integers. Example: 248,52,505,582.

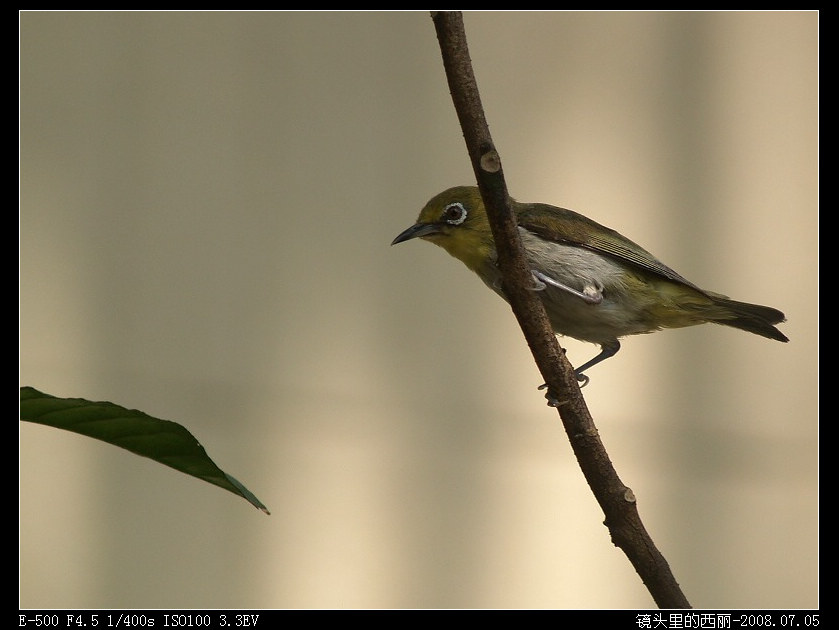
19,11,817,609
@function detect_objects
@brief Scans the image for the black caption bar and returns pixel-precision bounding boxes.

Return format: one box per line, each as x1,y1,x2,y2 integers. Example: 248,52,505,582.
19,610,820,626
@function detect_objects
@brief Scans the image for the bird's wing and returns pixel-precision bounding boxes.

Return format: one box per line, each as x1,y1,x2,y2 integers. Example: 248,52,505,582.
517,203,702,291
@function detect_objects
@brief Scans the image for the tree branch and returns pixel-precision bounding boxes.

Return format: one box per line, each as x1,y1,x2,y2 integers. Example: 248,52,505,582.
431,11,690,609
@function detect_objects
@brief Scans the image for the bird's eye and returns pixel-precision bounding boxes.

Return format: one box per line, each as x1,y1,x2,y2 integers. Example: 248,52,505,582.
442,202,467,225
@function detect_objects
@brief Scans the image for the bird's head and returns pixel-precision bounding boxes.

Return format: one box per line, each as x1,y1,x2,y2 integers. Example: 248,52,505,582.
391,186,496,274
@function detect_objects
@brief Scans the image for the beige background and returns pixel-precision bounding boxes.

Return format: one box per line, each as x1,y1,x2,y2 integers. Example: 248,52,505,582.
20,11,817,609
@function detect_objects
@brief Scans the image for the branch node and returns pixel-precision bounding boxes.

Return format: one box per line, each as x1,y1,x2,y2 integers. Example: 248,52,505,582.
479,149,502,173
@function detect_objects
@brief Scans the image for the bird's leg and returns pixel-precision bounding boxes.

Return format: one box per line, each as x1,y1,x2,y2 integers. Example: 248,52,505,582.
573,340,621,383
530,270,603,305
537,341,620,399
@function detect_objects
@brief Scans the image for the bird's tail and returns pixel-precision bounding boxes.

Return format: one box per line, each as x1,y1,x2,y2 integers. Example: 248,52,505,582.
709,294,789,342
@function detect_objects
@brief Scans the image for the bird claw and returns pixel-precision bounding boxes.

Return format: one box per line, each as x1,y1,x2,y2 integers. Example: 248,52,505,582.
530,270,603,304
538,367,591,406
538,383,566,407
529,274,547,292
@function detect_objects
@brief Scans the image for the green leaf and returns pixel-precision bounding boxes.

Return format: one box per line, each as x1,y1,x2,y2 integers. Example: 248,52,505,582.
20,386,270,514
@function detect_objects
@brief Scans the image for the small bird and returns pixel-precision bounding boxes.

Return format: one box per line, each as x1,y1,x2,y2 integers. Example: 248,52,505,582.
392,186,787,384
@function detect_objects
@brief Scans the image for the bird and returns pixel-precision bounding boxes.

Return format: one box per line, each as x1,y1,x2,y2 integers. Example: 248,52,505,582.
392,186,787,385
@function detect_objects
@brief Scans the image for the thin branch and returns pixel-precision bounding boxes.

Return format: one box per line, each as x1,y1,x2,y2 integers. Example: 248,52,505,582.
431,11,690,609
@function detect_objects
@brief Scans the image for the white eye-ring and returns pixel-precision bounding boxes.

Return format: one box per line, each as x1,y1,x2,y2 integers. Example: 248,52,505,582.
442,202,467,225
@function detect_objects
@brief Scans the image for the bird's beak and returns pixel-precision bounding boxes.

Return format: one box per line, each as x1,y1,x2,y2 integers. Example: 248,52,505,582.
391,222,441,245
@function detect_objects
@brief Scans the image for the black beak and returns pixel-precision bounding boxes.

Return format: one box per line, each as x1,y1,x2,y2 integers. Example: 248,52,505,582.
391,223,441,245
